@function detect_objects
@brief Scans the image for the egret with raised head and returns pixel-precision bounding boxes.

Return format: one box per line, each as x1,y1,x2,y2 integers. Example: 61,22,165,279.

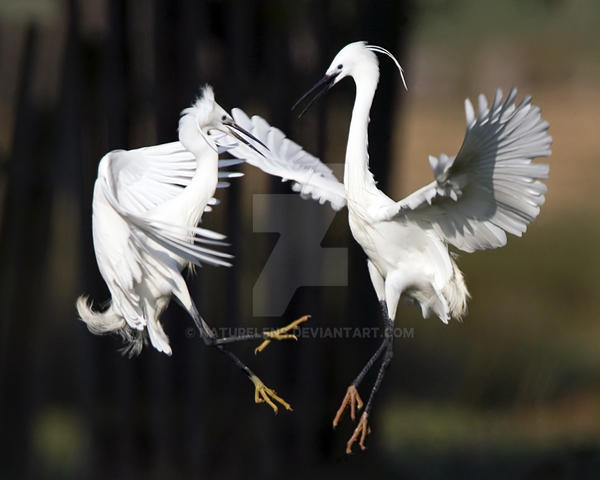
236,41,551,452
77,86,313,413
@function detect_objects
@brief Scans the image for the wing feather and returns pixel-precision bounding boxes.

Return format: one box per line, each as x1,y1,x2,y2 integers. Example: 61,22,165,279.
385,88,551,252
97,142,234,272
222,108,347,211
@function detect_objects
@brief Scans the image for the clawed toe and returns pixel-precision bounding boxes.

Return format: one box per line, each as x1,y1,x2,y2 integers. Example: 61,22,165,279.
255,315,310,354
346,412,371,454
250,375,293,414
333,385,364,427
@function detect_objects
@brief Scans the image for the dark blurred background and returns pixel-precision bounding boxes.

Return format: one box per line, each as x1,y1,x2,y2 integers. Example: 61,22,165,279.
1,0,599,478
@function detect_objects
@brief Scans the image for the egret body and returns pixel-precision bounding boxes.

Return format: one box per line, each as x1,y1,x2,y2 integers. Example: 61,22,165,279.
77,86,309,412
291,41,551,452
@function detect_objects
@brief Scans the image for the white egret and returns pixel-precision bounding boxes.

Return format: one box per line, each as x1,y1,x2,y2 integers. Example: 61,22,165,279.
232,41,551,452
77,85,311,413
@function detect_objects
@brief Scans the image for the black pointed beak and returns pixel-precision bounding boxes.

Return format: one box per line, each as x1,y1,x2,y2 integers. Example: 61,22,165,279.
222,119,268,156
292,73,337,118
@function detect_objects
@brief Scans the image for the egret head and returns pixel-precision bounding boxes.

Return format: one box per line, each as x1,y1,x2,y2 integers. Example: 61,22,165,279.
325,41,380,84
179,85,266,155
293,41,407,117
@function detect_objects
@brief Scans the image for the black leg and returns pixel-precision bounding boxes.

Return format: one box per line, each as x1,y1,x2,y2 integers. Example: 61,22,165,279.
349,300,389,387
194,314,257,382
191,306,297,413
343,315,395,454
192,307,308,348
379,301,388,321
190,307,260,379
363,317,394,415
214,344,255,378
333,301,391,430
351,339,387,387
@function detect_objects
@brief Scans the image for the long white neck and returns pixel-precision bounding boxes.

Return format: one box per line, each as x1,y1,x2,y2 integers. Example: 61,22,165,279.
148,139,218,233
343,67,379,201
177,119,220,226
185,144,219,224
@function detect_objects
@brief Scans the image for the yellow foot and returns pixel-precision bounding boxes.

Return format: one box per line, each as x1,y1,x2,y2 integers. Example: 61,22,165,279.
255,315,310,354
250,375,293,414
333,385,364,427
346,412,371,454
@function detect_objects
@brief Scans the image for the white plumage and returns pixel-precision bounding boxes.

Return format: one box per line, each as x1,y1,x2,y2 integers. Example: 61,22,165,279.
232,41,551,452
377,87,551,254
231,109,347,210
77,86,240,356
235,42,551,325
77,85,341,359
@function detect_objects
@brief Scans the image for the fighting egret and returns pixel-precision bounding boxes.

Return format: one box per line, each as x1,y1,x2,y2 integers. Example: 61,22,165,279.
236,41,552,452
76,85,311,413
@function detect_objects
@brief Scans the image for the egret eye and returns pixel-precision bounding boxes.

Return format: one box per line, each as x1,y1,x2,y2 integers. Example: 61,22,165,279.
221,115,227,121
337,64,343,70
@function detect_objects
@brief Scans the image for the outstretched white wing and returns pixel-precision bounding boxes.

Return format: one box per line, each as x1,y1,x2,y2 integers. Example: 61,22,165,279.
106,141,241,214
223,108,347,211
105,141,194,214
96,142,234,269
91,143,233,336
379,88,551,252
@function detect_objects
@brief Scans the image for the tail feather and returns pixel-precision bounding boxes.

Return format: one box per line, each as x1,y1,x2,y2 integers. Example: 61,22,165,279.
76,295,147,356
443,260,470,320
76,295,124,334
117,327,147,358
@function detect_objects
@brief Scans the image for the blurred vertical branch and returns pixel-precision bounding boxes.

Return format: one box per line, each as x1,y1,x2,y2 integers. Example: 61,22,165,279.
102,0,135,477
0,25,40,475
173,0,212,472
219,0,257,475
357,0,411,192
293,0,333,467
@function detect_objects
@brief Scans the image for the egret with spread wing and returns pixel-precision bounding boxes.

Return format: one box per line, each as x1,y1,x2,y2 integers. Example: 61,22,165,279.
231,41,551,452
77,86,309,413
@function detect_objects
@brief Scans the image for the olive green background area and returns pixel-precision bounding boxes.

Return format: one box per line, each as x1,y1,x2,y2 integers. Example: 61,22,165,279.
1,0,599,479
